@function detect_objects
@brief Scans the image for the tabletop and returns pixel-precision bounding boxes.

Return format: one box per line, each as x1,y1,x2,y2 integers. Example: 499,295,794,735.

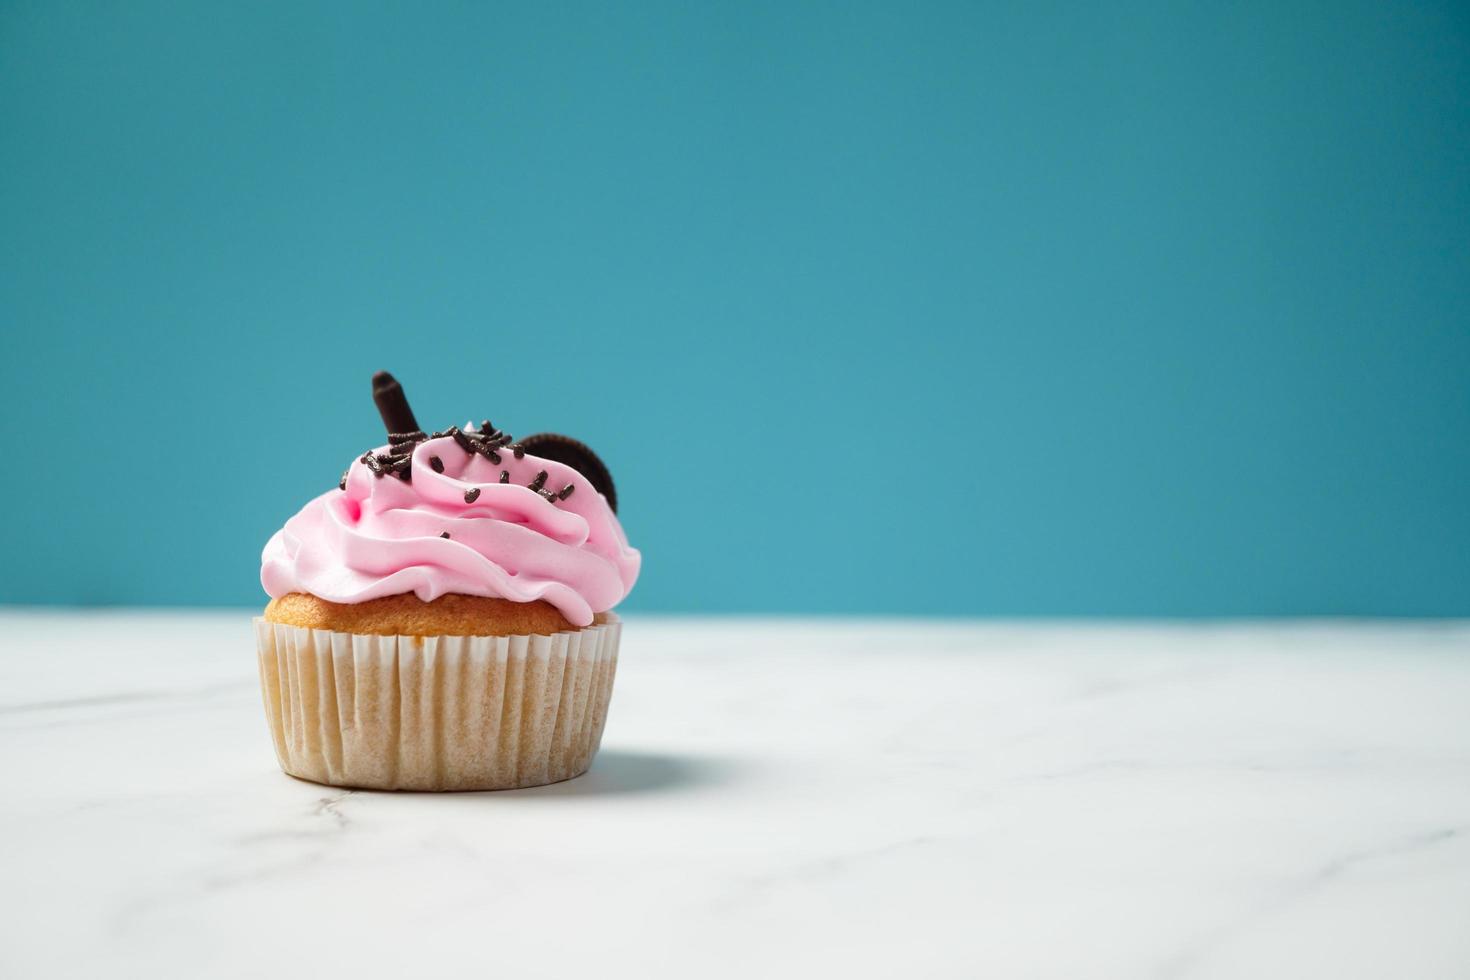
2,612,1468,979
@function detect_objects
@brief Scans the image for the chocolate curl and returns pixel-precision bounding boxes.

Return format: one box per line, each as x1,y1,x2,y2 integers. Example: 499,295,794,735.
371,371,420,437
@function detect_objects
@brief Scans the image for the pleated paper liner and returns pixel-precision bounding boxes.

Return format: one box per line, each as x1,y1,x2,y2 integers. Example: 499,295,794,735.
253,615,620,791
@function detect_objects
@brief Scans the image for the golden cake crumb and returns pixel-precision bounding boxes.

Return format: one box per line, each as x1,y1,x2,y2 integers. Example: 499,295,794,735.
263,592,595,636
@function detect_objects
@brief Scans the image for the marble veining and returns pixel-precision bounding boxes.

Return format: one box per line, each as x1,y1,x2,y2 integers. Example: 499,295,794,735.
1,613,1468,978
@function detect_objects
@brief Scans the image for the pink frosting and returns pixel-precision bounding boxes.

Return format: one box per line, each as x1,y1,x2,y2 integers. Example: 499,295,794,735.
261,435,640,627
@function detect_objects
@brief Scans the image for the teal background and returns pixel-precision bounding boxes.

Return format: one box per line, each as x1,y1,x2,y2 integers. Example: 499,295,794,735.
2,2,1468,615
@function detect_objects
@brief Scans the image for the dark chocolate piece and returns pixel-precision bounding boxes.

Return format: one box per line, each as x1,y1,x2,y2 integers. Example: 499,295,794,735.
557,484,574,500
464,487,481,503
515,433,618,512
339,470,349,491
499,471,510,483
440,531,450,538
429,456,444,473
528,470,548,492
371,371,420,437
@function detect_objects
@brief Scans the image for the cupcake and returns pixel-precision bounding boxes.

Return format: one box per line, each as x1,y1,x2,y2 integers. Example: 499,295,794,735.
254,371,640,790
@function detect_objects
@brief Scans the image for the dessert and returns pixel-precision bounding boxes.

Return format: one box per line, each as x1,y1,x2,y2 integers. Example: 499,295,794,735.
254,372,640,790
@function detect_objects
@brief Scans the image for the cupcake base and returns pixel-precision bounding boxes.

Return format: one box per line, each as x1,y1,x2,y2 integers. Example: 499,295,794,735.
253,615,620,791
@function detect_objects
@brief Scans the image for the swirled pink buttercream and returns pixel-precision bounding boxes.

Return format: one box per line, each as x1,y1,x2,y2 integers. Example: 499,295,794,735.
261,436,639,627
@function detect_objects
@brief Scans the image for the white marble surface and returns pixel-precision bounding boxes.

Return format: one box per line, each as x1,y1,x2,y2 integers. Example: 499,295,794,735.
1,612,1468,979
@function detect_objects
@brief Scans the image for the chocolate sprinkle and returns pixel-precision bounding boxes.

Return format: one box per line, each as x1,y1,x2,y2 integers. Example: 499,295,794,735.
359,420,518,483
440,531,450,539
350,377,622,520
339,470,349,491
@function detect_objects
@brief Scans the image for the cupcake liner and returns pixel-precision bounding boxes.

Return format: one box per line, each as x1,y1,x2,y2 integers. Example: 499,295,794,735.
253,615,620,791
